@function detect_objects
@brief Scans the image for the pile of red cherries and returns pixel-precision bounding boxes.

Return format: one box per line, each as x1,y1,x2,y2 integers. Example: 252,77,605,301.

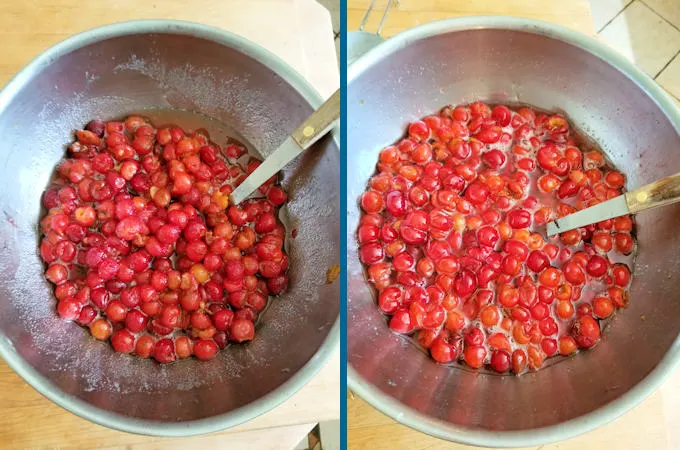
357,102,635,374
40,116,288,363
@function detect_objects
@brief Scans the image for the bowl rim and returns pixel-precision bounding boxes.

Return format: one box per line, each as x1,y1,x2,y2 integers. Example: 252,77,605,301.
348,15,680,447
0,19,339,437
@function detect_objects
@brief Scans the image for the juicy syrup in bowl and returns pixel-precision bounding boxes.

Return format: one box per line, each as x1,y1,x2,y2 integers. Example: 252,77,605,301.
357,103,637,375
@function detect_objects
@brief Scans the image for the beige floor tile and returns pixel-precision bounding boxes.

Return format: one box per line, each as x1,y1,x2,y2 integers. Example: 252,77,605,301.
643,0,680,30
319,420,340,450
658,54,680,99
316,0,340,33
599,0,680,76
591,0,633,31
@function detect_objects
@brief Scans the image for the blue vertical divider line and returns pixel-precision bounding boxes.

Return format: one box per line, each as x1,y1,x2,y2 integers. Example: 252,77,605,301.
339,0,348,448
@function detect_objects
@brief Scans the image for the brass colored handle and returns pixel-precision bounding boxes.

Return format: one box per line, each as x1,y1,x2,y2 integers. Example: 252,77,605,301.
291,89,340,149
626,172,680,213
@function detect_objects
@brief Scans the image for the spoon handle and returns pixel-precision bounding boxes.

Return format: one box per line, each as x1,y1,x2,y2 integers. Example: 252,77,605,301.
229,89,340,205
291,89,340,149
626,171,680,213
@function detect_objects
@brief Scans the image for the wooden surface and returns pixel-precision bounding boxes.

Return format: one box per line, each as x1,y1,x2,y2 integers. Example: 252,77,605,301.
0,0,339,449
1,353,339,449
346,1,679,449
348,381,679,450
347,0,595,38
0,0,339,98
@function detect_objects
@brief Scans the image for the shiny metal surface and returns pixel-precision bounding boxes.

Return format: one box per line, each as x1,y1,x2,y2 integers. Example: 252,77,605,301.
547,196,629,236
348,32,384,65
0,21,339,436
347,17,680,447
231,89,340,205
230,136,304,205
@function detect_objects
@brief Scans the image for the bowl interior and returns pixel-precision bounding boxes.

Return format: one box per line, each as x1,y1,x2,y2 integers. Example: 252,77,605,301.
348,25,680,433
0,26,339,427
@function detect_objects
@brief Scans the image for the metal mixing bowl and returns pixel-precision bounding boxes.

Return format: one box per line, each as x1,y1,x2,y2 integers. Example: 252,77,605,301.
0,20,339,436
347,17,680,446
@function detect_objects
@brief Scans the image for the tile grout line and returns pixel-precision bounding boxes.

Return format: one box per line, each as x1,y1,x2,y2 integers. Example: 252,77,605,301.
597,0,635,34
654,50,680,79
598,0,680,79
640,0,680,34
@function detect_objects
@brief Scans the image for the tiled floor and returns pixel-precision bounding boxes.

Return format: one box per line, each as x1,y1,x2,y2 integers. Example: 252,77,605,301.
294,420,341,450
591,0,680,104
320,0,680,105
316,0,341,61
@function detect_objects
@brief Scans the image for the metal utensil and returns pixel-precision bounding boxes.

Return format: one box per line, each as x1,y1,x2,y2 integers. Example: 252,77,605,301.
347,16,680,447
230,89,340,205
547,172,680,236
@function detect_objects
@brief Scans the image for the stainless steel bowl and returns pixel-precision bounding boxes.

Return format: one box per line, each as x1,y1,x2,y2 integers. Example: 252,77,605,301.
0,20,339,436
348,17,680,446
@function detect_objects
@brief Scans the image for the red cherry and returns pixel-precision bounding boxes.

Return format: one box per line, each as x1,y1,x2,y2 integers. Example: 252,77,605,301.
453,269,477,296
585,255,608,277
571,316,601,348
194,339,219,360
389,308,414,334
358,224,380,243
614,233,634,254
400,225,427,245
537,145,560,170
527,251,550,273
558,179,579,199
563,261,586,285
539,317,558,336
482,149,506,168
385,191,407,217
378,287,402,314
464,327,485,346
541,338,558,356
464,345,487,368
464,182,490,205
507,209,532,229
475,126,502,144
477,226,500,248
361,190,384,213
408,120,430,141
538,286,555,304
430,336,460,363
491,105,512,126
153,338,176,363
612,264,631,286
111,329,135,353
490,349,511,373
443,173,465,192
504,240,529,260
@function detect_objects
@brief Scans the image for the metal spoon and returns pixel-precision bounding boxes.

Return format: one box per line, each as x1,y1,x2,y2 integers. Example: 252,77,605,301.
546,171,680,236
229,89,340,205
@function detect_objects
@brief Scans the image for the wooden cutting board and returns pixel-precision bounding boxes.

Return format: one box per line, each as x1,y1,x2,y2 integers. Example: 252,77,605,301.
347,1,680,449
0,0,339,449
